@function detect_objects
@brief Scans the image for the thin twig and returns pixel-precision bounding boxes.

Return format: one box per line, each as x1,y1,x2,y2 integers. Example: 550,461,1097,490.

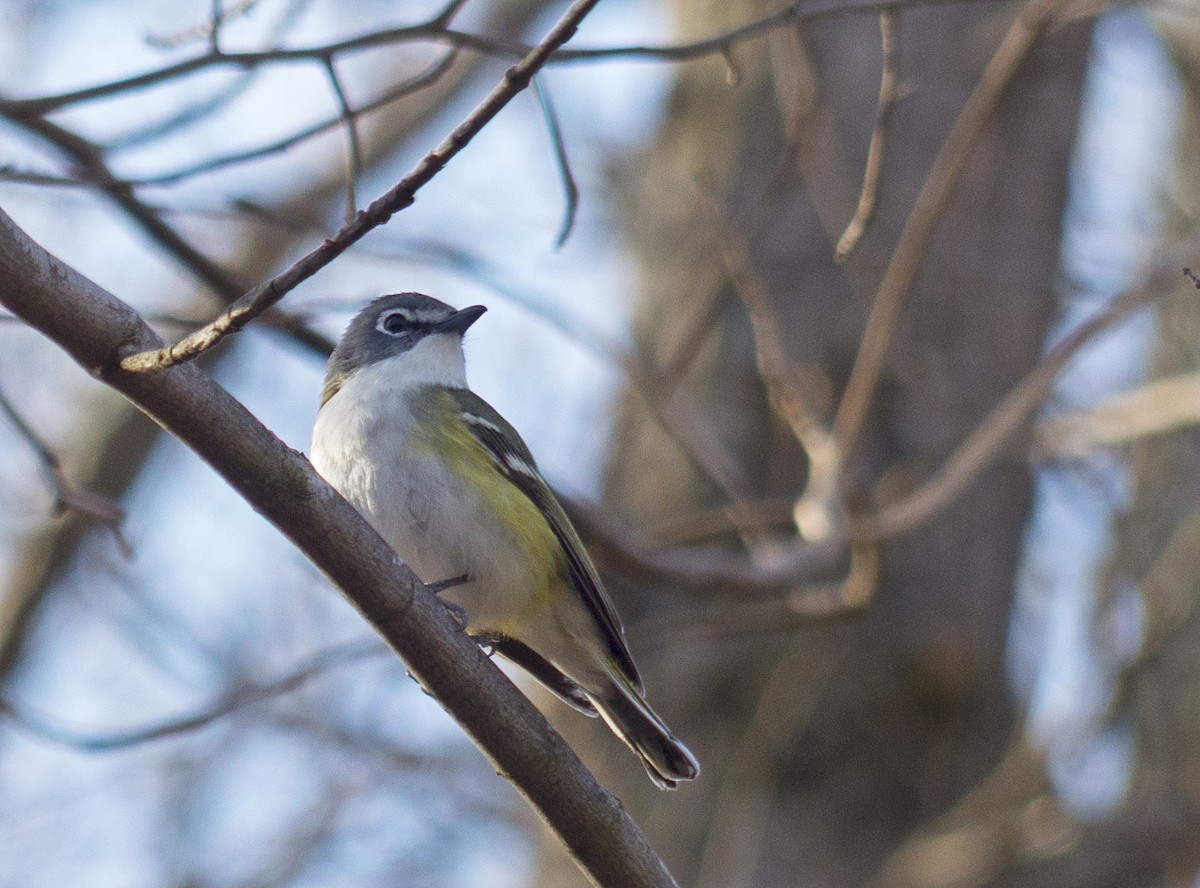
209,0,223,54
6,93,438,193
323,58,362,224
629,541,877,649
0,0,970,119
551,0,952,64
832,0,1075,460
147,0,261,49
1038,371,1200,459
707,196,842,542
1,199,685,888
0,389,127,535
0,638,385,751
119,0,607,373
7,115,335,358
835,6,900,261
534,75,579,249
855,283,1159,540
131,51,459,186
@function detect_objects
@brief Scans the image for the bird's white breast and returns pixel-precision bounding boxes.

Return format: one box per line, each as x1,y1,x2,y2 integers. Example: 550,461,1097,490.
310,348,543,629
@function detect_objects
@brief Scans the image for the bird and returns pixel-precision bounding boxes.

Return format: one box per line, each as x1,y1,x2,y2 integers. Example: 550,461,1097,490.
310,292,699,789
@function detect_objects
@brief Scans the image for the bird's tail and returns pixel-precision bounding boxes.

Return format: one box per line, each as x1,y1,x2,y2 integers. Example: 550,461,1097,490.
592,672,700,790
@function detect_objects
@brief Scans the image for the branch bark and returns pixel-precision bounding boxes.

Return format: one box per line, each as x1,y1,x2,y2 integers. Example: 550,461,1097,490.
0,207,680,888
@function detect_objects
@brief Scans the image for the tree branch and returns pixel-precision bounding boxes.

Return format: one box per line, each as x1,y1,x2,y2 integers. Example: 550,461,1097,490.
832,0,1075,459
0,0,969,119
0,208,679,888
118,0,605,373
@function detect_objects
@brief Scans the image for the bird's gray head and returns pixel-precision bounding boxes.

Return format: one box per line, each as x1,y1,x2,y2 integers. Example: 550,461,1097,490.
321,293,486,406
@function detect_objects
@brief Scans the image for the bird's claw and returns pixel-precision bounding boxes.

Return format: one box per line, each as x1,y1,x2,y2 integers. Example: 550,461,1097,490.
440,598,469,630
425,574,470,629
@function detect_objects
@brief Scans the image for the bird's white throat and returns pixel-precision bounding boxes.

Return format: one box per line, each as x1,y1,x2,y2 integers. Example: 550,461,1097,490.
358,333,470,394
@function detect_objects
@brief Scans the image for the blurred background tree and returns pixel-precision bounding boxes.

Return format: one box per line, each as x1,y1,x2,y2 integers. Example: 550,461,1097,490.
0,1,1196,887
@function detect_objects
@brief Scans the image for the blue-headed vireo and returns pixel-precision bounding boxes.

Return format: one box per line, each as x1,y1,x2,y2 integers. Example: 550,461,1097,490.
310,293,699,789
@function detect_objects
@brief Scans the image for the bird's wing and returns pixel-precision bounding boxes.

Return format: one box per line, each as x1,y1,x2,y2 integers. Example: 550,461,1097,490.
448,387,643,691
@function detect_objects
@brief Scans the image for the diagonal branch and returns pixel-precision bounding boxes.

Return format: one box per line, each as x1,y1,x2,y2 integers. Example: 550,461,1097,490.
834,6,900,261
0,206,680,888
832,0,1076,459
1,637,385,751
533,75,579,248
323,57,363,223
0,388,127,536
855,282,1160,540
119,0,606,373
0,0,967,119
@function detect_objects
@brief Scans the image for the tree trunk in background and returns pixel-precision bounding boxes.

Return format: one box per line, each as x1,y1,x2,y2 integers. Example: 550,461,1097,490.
1100,14,1200,885
536,4,1091,886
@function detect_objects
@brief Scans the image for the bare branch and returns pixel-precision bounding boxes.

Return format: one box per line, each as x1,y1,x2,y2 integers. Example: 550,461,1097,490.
0,23,512,119
835,7,900,261
118,0,607,373
630,541,877,649
131,51,459,187
564,495,846,596
1038,371,1200,459
832,0,1076,460
323,57,363,224
856,282,1160,540
550,0,965,64
534,75,579,249
0,148,680,888
0,388,127,537
0,0,984,121
707,198,842,543
0,638,385,751
209,0,224,53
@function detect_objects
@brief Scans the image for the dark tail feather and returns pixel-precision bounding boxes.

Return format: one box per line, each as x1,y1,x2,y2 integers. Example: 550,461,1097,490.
488,636,598,717
593,676,699,790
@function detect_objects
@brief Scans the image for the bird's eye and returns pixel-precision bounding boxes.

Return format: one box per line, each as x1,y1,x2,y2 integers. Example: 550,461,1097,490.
377,310,411,336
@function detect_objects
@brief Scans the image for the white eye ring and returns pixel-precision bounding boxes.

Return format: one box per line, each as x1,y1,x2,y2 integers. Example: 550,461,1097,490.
376,309,413,336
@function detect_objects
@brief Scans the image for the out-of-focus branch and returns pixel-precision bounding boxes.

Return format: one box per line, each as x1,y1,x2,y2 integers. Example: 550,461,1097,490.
856,281,1161,540
629,541,876,651
576,277,1162,594
131,51,458,187
534,75,579,248
0,0,557,685
566,494,848,596
0,0,493,118
833,0,1076,459
708,199,842,543
7,115,335,358
0,207,681,888
0,389,126,538
0,0,980,119
118,0,605,373
0,637,385,751
1038,372,1200,458
323,58,363,223
835,7,900,261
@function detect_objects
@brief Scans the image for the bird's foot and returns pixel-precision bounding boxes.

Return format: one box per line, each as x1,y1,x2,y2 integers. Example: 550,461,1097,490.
425,574,471,630
425,573,470,595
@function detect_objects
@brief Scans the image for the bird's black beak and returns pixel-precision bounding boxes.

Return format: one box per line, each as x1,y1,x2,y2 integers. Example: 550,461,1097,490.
434,304,486,335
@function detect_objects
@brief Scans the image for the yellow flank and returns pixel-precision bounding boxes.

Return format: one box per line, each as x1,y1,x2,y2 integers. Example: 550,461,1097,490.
415,388,562,628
